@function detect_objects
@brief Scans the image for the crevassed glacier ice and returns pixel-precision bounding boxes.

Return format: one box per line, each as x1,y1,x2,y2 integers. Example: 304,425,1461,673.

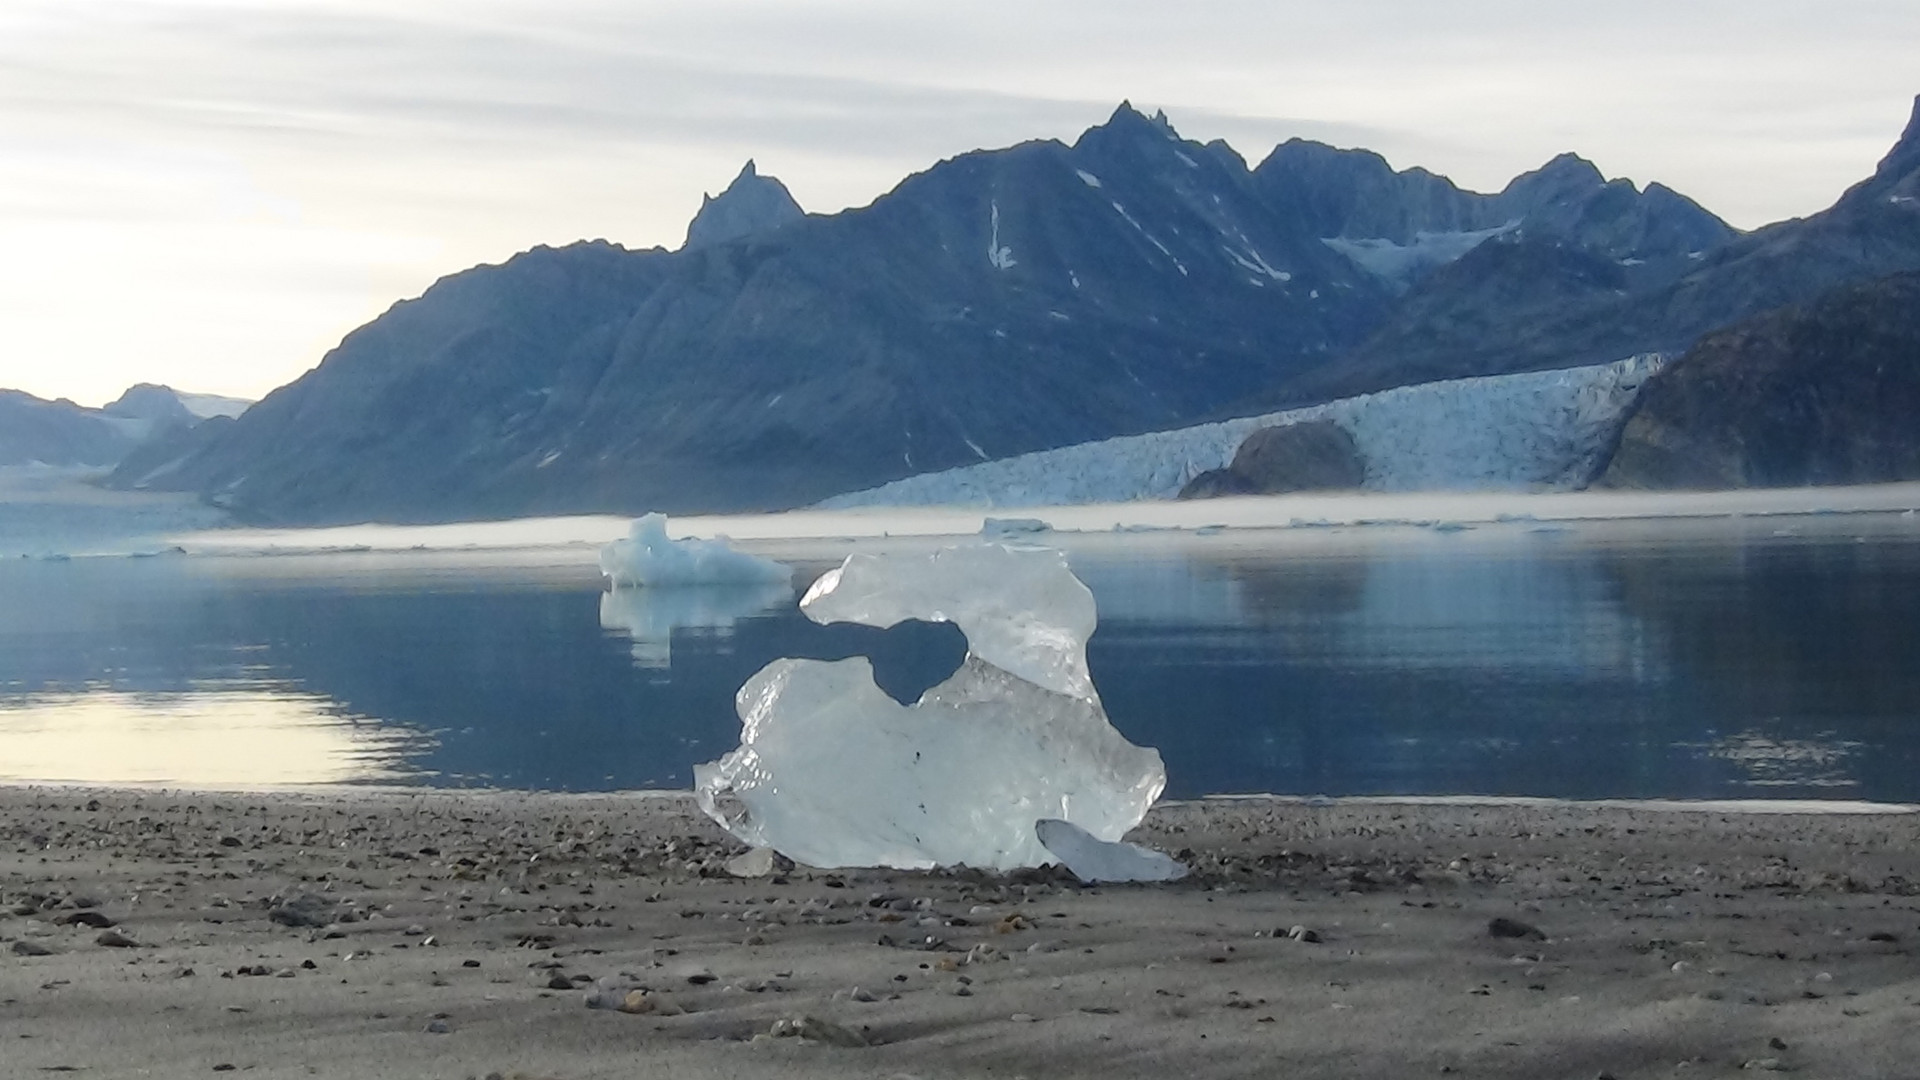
598,513,791,588
818,354,1665,509
693,545,1167,871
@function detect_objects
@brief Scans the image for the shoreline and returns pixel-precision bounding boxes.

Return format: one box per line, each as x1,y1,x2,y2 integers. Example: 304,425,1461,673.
139,479,1920,560
7,786,1920,1078
6,779,1918,816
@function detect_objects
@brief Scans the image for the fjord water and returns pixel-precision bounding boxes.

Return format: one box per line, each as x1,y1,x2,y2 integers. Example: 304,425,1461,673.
3,514,1918,801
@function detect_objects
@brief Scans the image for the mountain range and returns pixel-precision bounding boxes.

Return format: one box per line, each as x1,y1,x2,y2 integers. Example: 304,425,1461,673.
1,385,249,469
93,96,1920,524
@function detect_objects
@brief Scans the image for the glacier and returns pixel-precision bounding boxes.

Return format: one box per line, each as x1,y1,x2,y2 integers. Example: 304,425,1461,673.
693,545,1168,871
819,355,1665,510
598,512,791,588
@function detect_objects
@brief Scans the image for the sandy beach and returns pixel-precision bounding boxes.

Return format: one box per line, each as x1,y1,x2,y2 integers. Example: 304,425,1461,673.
4,788,1919,1079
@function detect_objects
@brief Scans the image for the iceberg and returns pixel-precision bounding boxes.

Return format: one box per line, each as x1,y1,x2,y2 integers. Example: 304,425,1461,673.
598,513,791,588
694,545,1168,871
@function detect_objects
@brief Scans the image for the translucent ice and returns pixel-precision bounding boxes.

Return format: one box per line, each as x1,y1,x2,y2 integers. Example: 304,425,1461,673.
1035,818,1187,883
598,513,791,588
694,544,1168,870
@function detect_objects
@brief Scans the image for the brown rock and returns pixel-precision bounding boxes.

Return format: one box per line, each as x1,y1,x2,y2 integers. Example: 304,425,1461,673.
1602,272,1920,489
1179,420,1365,499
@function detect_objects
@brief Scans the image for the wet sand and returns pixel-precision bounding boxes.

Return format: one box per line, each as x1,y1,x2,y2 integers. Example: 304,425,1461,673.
5,787,1920,1079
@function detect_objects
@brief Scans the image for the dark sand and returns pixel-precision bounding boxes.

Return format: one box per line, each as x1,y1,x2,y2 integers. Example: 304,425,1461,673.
5,787,1920,1078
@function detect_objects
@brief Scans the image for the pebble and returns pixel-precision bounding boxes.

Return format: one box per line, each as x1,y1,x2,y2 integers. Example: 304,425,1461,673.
849,987,877,1002
770,1015,869,1047
1488,917,1547,941
1010,1012,1036,1022
425,1019,451,1034
56,911,116,929
11,940,57,957
96,930,140,948
547,973,575,990
725,847,777,878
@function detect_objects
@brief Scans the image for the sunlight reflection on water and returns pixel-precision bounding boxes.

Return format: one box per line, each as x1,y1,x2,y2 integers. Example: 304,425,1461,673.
0,687,428,787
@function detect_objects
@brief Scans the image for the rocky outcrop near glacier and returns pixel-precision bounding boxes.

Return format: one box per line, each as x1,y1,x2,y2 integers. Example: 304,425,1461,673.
1178,419,1365,498
1600,272,1920,489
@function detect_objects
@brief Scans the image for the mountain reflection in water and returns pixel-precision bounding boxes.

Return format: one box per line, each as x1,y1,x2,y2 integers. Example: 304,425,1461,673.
1,514,1916,799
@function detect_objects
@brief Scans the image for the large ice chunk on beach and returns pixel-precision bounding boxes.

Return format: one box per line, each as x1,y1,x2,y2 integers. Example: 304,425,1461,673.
694,545,1167,871
598,513,790,588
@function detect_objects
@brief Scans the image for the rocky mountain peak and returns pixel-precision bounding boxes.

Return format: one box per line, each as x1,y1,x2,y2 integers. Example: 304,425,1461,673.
681,159,805,251
1875,94,1920,182
1829,95,1920,210
1096,101,1182,140
102,383,196,427
1501,152,1607,204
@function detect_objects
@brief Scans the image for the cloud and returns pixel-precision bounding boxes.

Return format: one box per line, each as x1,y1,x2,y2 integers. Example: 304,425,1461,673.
0,0,1915,402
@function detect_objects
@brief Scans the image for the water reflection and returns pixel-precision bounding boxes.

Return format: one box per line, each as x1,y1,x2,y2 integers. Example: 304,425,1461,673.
1183,546,1661,678
1680,730,1866,790
0,687,428,786
0,520,1916,799
598,583,793,668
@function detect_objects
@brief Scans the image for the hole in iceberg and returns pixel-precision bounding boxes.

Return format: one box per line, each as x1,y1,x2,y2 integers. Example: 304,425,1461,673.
779,617,969,707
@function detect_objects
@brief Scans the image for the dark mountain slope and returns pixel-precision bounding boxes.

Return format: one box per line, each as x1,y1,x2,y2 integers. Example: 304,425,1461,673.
114,241,677,517
0,391,128,467
109,103,1751,524
1601,271,1920,489
1251,140,1734,291
1,385,242,468
1254,95,1920,408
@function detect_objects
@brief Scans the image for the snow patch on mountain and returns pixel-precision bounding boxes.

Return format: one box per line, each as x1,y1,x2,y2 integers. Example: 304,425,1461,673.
819,355,1666,509
1323,223,1519,291
988,201,1016,270
175,392,252,420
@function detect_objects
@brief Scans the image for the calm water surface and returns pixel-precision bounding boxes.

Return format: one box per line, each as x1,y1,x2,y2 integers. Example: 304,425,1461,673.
3,514,1919,800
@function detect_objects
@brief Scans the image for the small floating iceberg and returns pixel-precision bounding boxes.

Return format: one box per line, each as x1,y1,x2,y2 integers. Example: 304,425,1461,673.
598,513,791,588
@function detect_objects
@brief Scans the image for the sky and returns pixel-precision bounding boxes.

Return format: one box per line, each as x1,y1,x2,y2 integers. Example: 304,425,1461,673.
1,1,1916,408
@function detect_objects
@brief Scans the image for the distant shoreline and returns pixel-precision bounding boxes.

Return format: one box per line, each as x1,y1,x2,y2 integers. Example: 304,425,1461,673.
147,479,1920,560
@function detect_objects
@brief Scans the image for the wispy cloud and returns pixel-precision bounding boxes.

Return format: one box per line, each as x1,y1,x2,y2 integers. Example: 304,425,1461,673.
1,0,1915,403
